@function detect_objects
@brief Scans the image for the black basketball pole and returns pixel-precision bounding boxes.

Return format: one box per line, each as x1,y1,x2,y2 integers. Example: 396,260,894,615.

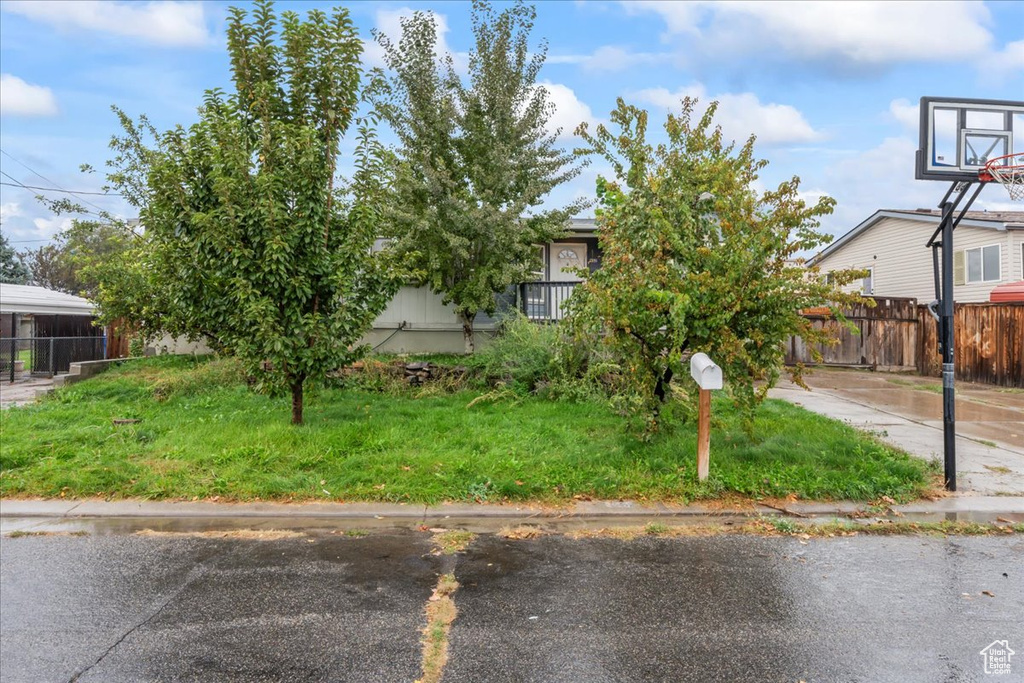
938,197,956,491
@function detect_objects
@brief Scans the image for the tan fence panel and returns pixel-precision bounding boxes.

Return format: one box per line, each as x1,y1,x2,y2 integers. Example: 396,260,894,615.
785,297,919,371
790,300,1023,388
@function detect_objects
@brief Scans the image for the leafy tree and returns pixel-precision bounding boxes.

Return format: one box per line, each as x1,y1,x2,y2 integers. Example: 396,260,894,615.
104,1,403,424
0,233,31,284
23,219,135,297
568,98,865,434
371,0,587,353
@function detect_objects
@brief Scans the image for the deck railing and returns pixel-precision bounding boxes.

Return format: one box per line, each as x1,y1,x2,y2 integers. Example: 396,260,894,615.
518,281,582,322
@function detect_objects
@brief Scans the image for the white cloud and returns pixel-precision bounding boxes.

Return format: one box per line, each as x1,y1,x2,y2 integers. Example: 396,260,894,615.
628,1,995,68
2,1,213,47
631,85,822,146
0,74,58,117
537,81,600,141
364,7,466,72
985,40,1024,79
1,202,24,223
888,98,919,131
32,216,73,239
548,45,671,73
820,136,938,236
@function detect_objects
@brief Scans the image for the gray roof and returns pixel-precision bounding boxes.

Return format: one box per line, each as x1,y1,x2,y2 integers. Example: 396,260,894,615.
811,209,1024,265
0,284,96,316
569,218,596,233
886,208,1024,226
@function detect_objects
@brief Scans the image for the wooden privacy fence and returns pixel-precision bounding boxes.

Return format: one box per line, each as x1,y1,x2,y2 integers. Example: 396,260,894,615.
918,303,1024,387
785,298,1024,388
786,298,920,372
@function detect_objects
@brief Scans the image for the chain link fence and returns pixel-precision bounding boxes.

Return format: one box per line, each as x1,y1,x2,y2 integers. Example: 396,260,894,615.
1,337,106,381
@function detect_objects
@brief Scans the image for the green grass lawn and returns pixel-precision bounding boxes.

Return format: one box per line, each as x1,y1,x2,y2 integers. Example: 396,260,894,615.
0,356,938,504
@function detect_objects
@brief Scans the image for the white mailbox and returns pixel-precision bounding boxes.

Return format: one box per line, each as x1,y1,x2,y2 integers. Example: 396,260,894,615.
690,353,723,391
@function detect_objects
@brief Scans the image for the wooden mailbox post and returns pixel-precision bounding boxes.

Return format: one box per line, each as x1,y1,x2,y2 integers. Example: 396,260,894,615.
689,353,723,481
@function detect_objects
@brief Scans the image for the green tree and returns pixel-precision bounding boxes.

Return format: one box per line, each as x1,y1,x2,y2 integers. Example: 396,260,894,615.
23,219,136,297
105,1,403,424
371,0,587,353
0,233,31,284
568,98,865,433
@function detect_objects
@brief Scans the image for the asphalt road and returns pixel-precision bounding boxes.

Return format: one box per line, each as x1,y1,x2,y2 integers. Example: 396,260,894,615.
1,530,1022,682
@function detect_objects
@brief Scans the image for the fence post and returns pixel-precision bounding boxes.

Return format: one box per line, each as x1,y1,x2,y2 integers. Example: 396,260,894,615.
49,337,55,377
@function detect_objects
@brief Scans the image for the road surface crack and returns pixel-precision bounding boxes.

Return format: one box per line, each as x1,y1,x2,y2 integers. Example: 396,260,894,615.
66,562,211,682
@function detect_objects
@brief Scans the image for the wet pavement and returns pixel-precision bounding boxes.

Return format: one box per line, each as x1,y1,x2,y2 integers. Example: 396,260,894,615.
448,534,1024,683
0,530,438,683
771,369,1024,495
2,530,1022,683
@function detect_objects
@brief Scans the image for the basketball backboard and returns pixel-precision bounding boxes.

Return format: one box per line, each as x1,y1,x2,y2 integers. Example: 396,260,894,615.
916,97,1024,182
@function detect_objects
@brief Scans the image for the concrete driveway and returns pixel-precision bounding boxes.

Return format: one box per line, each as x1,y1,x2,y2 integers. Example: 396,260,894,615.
771,369,1024,495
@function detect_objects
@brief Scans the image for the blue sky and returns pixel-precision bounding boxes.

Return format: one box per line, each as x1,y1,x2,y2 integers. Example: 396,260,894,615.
1,0,1022,251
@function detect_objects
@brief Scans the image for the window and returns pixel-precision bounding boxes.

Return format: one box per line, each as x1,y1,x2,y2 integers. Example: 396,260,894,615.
965,244,1000,283
862,267,873,295
532,245,547,281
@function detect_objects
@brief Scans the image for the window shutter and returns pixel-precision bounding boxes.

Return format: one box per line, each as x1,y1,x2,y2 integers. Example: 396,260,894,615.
953,249,966,286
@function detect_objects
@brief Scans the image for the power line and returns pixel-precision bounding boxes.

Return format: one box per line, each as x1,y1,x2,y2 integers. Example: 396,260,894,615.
0,148,112,214
0,180,122,196
0,171,104,219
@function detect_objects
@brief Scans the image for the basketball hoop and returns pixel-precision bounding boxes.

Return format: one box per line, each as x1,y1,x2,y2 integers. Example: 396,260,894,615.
980,152,1024,201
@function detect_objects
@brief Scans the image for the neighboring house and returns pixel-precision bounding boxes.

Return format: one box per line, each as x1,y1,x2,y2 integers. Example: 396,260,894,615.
364,219,599,354
811,209,1024,303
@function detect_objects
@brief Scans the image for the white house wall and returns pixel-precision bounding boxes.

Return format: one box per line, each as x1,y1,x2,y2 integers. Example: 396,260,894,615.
360,285,499,354
815,216,1016,303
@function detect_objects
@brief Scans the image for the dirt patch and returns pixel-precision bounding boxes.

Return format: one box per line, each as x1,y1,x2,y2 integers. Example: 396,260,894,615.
565,519,1023,540
135,529,305,540
430,529,476,554
417,572,459,683
497,525,546,540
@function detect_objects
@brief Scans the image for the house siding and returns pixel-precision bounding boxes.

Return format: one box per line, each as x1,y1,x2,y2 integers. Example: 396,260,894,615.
815,216,1015,303
1012,230,1024,281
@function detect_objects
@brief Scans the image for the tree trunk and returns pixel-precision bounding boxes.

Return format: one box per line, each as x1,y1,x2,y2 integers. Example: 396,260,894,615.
460,311,476,355
654,366,673,403
291,375,305,425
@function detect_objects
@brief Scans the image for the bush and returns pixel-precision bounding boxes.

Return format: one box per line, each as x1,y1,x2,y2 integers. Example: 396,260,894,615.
475,312,560,393
150,357,245,400
475,311,615,402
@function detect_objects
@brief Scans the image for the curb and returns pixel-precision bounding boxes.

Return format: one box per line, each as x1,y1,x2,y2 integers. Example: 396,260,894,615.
3,497,1023,530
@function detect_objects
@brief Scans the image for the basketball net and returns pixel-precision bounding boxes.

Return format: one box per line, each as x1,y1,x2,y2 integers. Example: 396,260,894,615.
982,152,1024,201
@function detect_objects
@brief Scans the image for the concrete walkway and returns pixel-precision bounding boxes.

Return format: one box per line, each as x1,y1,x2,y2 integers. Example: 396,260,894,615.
770,368,1024,495
0,377,54,408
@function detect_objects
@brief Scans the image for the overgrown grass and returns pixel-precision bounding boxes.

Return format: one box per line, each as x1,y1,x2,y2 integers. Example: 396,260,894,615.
0,356,937,503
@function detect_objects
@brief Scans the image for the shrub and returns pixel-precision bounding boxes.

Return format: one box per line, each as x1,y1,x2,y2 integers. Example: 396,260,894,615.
150,357,245,401
475,312,561,393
